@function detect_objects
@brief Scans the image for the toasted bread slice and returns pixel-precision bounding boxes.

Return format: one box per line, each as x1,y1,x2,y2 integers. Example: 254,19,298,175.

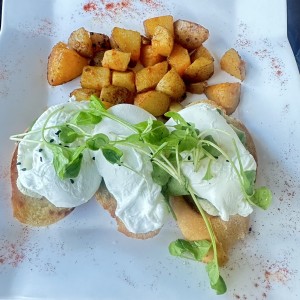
170,103,256,265
95,181,160,240
10,146,74,226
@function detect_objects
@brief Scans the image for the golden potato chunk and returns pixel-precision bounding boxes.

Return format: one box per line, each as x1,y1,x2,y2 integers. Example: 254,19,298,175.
156,68,186,101
68,27,93,58
80,66,111,90
100,85,134,105
190,45,214,62
168,43,191,76
186,82,207,94
47,42,88,86
140,44,164,67
135,61,168,93
134,91,171,116
152,25,174,57
204,82,241,115
168,102,184,113
102,49,131,71
70,88,100,101
174,20,209,50
90,32,111,54
220,48,246,81
183,57,214,83
112,71,136,93
143,15,174,38
111,27,141,63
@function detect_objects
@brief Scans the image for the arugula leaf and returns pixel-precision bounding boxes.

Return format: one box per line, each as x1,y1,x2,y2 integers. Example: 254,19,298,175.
72,111,102,125
169,239,211,261
242,170,256,196
167,177,189,196
89,95,106,111
230,124,246,145
102,145,123,165
151,163,171,186
251,187,272,209
203,159,213,180
206,260,227,294
202,135,222,158
59,125,80,143
165,111,188,126
86,133,109,150
135,120,169,144
49,145,84,179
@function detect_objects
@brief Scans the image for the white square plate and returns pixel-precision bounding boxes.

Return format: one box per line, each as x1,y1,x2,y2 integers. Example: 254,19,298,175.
0,0,300,299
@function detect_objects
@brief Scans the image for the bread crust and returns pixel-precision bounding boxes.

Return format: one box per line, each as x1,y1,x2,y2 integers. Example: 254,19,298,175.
95,181,160,239
10,146,74,226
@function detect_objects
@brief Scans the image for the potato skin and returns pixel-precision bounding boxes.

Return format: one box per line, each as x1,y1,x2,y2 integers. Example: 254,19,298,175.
134,90,171,116
204,82,241,115
68,27,93,58
100,85,134,105
90,32,111,54
174,20,209,50
47,42,88,86
70,88,100,101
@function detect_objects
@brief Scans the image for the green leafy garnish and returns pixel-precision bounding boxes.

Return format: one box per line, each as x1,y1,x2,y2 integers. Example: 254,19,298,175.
169,239,211,261
59,125,80,143
86,133,109,151
102,145,123,165
250,186,272,209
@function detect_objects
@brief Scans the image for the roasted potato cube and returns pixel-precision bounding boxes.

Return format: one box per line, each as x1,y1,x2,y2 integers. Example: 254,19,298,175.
143,15,174,38
140,44,164,67
47,42,88,86
190,45,214,62
100,85,134,104
168,43,191,76
204,82,241,115
186,82,207,94
102,49,131,71
156,68,186,101
183,57,214,83
90,32,111,54
135,61,168,93
174,20,209,50
68,27,93,58
220,48,246,81
81,66,111,89
90,51,105,66
70,88,100,101
134,91,171,116
112,71,136,92
168,101,184,113
111,27,141,63
152,25,174,57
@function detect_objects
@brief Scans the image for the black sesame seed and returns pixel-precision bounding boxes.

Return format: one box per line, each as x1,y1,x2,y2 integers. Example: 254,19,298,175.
226,159,229,162
188,156,191,161
16,162,21,165
40,157,43,162
55,130,61,136
64,145,69,148
249,227,252,232
38,148,43,152
21,168,27,171
92,157,95,160
49,139,54,143
70,179,74,184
